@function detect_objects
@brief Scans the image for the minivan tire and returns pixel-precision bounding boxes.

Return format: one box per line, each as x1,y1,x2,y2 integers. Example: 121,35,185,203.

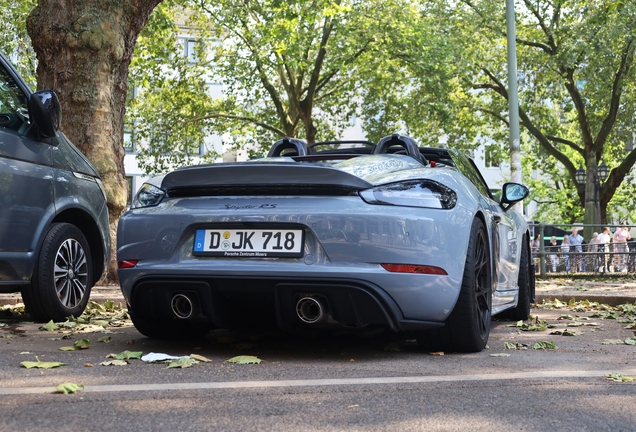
22,223,93,322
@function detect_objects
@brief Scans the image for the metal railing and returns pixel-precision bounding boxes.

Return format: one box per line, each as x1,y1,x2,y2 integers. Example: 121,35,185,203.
530,223,634,279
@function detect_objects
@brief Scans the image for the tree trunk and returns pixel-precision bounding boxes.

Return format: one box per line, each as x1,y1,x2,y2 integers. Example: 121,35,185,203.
27,0,162,282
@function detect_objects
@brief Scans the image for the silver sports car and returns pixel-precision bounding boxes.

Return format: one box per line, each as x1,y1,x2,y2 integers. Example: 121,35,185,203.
117,134,533,352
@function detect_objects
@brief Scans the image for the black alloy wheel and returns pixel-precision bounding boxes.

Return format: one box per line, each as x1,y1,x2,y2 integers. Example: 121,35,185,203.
417,217,492,353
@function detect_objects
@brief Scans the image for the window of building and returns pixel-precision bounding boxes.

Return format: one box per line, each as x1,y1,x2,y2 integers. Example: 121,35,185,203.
484,145,501,168
126,176,133,206
184,38,198,63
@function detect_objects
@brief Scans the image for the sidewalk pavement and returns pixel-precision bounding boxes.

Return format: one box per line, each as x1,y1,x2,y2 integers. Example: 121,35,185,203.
2,280,636,308
0,286,125,307
535,279,636,306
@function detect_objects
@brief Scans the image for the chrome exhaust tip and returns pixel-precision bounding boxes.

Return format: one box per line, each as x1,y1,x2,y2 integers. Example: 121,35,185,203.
171,294,193,319
296,296,327,324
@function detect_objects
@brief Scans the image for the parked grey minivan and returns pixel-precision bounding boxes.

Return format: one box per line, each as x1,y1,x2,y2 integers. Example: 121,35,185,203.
0,52,110,322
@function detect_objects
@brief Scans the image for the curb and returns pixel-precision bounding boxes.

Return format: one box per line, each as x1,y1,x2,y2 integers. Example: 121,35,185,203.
0,287,125,308
3,290,634,308
535,294,636,307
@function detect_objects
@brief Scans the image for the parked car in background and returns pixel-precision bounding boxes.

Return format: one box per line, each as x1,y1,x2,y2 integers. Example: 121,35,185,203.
0,52,110,322
117,134,533,353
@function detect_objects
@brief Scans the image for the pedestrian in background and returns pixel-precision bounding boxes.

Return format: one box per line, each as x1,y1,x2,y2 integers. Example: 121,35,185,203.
588,232,600,272
613,222,631,272
568,227,584,272
598,226,611,273
548,236,559,272
561,235,571,273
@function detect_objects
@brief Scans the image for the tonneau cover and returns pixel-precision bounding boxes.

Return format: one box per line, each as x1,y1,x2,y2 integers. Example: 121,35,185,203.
161,162,373,191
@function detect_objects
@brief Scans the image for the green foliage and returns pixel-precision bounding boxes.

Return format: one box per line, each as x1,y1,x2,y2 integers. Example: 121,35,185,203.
0,0,37,86
418,0,636,224
127,1,218,174
128,0,432,173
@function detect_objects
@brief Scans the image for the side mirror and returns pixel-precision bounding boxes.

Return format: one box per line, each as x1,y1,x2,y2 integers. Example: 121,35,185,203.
28,90,61,144
500,182,529,211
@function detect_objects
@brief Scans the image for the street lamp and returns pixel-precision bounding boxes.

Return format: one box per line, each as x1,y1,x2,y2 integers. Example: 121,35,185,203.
574,162,609,241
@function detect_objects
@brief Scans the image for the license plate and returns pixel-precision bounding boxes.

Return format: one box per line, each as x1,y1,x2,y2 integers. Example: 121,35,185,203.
193,229,304,257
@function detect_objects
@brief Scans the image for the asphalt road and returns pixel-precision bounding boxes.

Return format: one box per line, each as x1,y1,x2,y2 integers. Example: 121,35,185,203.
0,299,635,431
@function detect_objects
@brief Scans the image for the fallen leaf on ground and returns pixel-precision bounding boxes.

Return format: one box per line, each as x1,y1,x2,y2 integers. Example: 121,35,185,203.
602,339,626,345
606,372,635,382
39,320,59,331
56,383,84,394
532,341,557,350
166,358,199,369
226,355,262,364
107,350,143,360
550,329,580,336
490,353,510,357
59,339,91,351
97,336,111,343
429,352,444,356
21,357,67,369
503,342,528,350
190,354,212,362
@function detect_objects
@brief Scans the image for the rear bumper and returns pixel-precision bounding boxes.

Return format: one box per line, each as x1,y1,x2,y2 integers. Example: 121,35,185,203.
117,195,472,331
123,273,446,332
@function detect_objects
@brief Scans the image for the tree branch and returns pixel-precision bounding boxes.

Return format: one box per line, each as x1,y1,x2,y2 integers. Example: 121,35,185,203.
477,68,583,180
594,38,635,152
189,112,286,137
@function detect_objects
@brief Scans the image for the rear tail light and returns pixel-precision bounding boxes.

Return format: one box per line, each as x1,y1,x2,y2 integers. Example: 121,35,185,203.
118,260,139,269
359,179,457,209
381,263,447,275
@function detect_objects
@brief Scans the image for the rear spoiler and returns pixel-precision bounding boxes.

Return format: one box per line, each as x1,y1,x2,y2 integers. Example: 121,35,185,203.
161,162,373,191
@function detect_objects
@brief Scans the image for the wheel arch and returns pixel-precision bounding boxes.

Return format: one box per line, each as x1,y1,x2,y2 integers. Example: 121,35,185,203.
52,209,105,286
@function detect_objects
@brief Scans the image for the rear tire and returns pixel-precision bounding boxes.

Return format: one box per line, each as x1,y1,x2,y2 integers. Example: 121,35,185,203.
130,311,212,340
22,223,93,322
499,235,532,321
417,218,492,353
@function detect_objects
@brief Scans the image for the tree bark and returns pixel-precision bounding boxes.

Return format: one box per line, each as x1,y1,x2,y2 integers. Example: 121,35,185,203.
27,0,162,282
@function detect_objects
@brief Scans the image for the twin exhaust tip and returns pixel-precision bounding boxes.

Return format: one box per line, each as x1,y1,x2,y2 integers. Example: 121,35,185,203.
171,294,194,319
172,293,329,324
296,296,327,324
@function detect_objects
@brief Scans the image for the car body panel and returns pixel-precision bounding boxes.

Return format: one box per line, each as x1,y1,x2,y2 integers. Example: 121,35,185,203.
118,150,530,331
0,52,110,290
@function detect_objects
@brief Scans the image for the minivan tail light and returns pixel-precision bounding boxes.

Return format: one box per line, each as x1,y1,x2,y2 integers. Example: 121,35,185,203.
118,260,138,269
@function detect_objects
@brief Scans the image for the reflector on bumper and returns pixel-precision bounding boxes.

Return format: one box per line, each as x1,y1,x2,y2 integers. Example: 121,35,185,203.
381,263,447,275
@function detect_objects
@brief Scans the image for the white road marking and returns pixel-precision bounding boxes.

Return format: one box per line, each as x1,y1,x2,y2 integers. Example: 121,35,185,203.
2,369,635,395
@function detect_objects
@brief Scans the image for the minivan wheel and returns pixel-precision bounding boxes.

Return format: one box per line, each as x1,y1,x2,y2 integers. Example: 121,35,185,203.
22,223,93,322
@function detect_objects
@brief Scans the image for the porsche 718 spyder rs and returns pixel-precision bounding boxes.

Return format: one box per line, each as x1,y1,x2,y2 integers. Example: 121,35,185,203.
117,134,533,353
